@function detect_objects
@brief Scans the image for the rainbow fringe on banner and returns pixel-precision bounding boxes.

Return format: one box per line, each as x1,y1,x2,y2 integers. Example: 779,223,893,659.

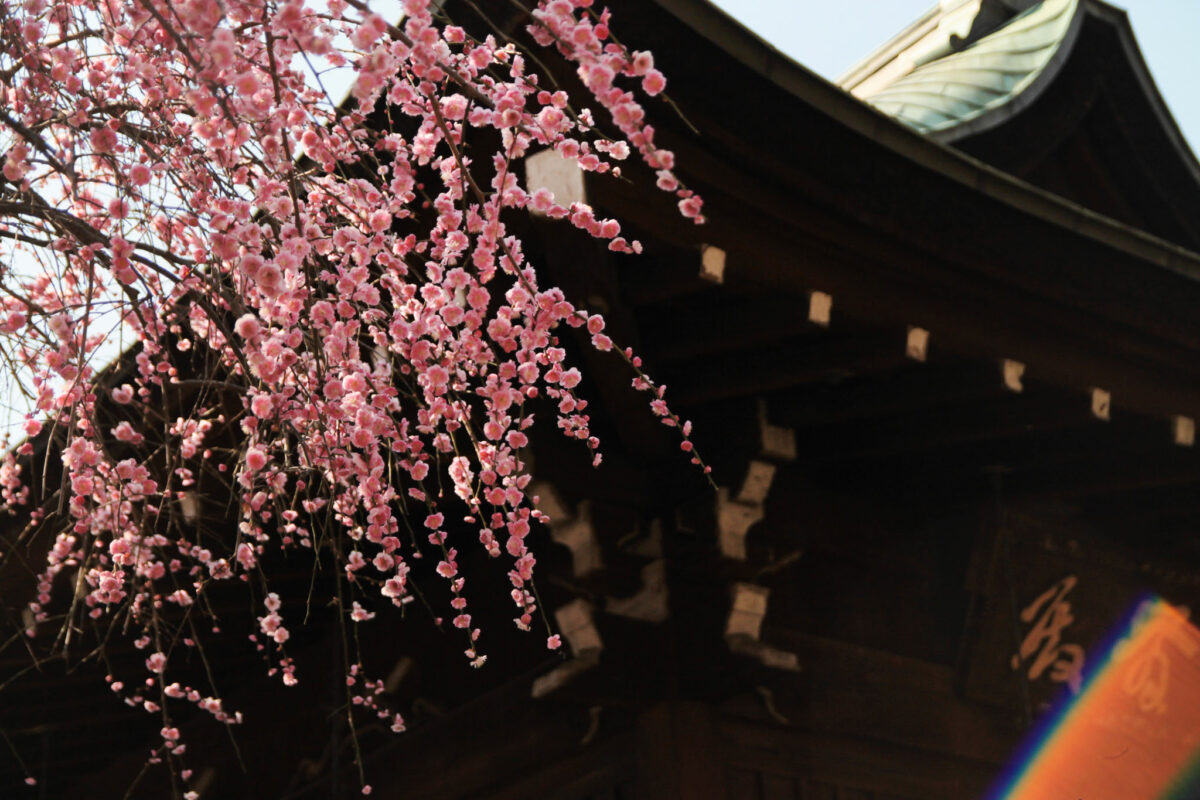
988,597,1200,800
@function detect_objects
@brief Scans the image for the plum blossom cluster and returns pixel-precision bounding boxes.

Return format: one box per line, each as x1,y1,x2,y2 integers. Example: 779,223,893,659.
0,0,704,792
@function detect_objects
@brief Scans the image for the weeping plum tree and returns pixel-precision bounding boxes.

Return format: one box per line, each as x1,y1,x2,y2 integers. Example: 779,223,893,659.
0,0,706,793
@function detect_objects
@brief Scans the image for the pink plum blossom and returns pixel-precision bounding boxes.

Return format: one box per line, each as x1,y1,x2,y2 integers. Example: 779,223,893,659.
0,0,710,791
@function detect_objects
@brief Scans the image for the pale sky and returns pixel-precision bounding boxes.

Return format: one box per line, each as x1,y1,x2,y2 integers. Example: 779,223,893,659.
709,0,1200,153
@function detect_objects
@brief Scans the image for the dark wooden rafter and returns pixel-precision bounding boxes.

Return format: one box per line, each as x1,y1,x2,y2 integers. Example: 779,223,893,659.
637,295,827,363
793,386,1106,467
1006,448,1200,499
806,416,1200,519
602,170,1200,430
769,359,1015,428
665,329,911,407
614,241,724,307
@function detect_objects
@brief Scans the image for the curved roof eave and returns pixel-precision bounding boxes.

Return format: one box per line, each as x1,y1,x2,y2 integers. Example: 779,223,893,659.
850,0,1200,191
858,0,1085,140
1080,0,1200,191
648,0,1200,278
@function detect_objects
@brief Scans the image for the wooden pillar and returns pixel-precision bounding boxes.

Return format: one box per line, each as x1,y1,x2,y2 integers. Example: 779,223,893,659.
634,701,727,800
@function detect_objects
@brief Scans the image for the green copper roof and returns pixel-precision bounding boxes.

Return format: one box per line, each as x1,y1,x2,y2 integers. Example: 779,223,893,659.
858,0,1081,138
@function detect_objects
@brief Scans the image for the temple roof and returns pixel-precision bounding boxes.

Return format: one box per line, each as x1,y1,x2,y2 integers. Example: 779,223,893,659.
837,0,1200,251
842,0,1078,138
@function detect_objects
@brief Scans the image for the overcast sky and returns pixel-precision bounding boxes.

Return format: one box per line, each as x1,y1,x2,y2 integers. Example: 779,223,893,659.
708,0,1200,153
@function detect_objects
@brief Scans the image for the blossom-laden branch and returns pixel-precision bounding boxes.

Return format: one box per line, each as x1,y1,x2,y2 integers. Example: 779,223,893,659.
0,0,705,794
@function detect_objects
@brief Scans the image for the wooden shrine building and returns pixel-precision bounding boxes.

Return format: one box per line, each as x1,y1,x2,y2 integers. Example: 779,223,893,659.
5,0,1200,796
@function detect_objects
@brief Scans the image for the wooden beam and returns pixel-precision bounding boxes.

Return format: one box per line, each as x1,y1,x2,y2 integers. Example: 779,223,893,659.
1006,448,1200,499
1082,483,1200,525
587,148,1200,431
642,295,826,363
794,392,1089,466
726,627,1018,765
814,410,1200,506
634,703,728,800
668,332,908,406
616,241,722,306
770,360,1010,428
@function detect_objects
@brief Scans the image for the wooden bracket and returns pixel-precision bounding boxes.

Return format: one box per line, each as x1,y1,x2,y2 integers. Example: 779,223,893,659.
618,518,663,559
758,398,797,461
716,487,765,560
725,583,800,671
557,598,602,655
606,560,669,623
737,460,777,505
531,599,603,698
549,500,603,576
717,401,795,560
726,583,769,640
530,480,573,525
530,656,597,698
